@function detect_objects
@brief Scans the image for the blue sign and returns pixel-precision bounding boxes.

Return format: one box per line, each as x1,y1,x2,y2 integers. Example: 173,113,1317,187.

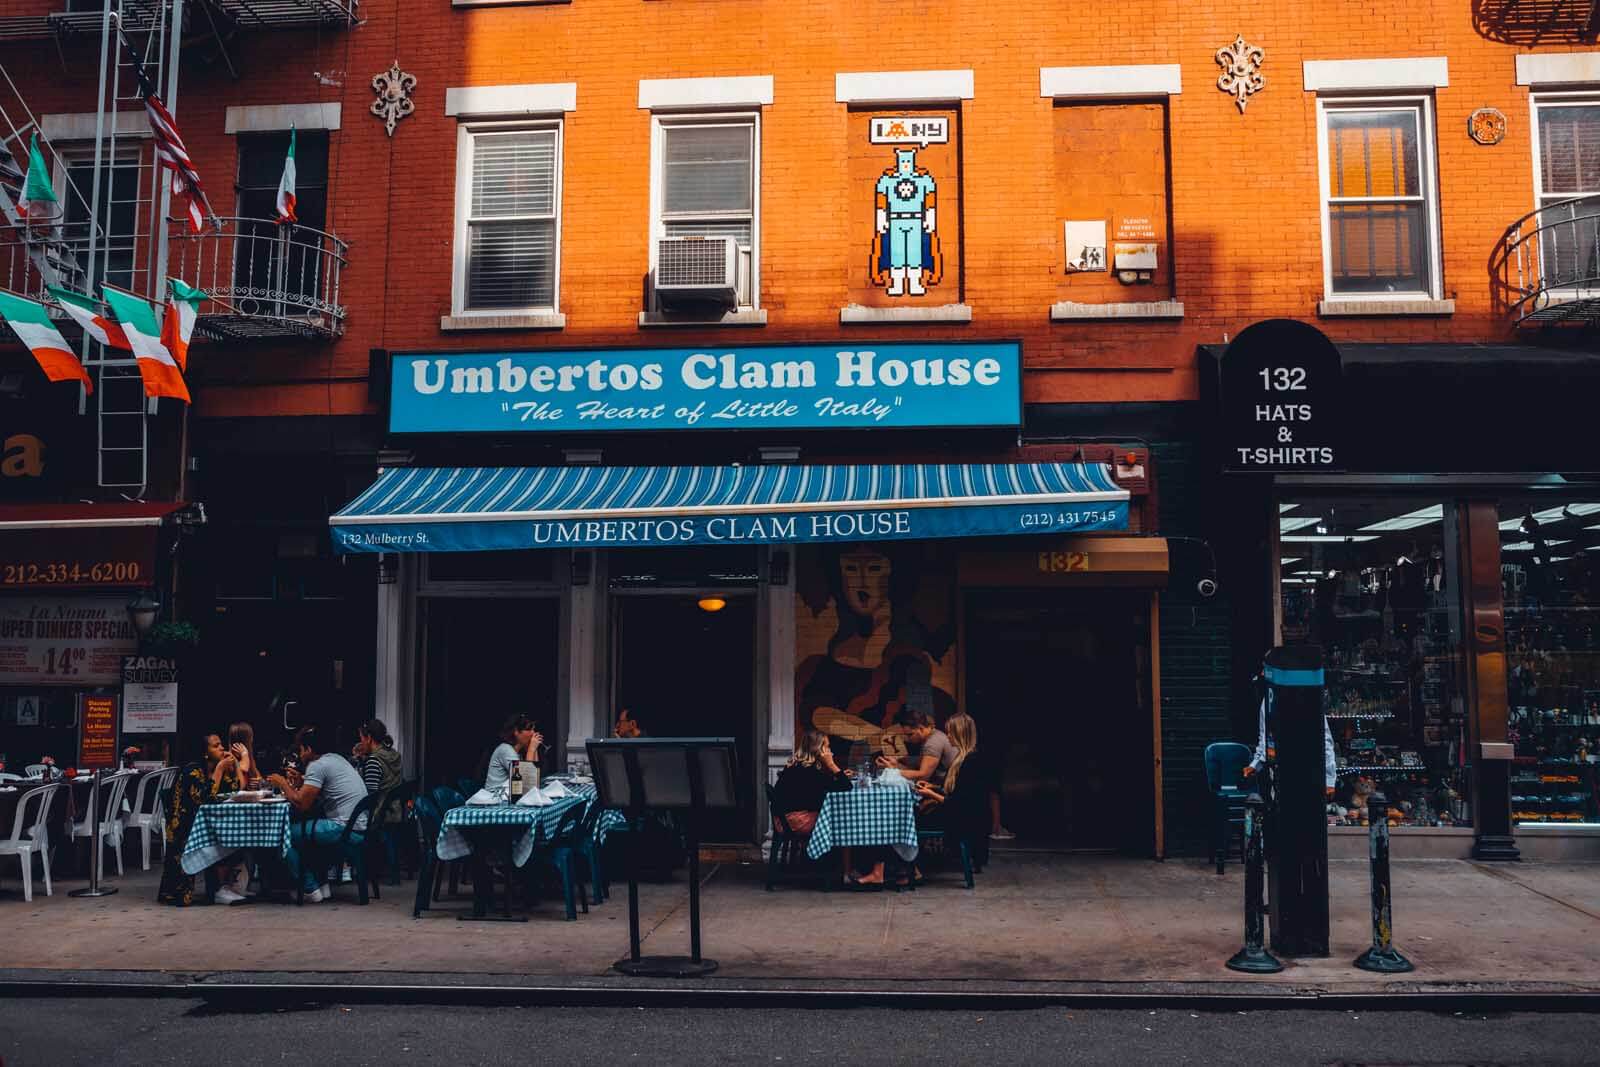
388,342,1022,434
334,498,1128,553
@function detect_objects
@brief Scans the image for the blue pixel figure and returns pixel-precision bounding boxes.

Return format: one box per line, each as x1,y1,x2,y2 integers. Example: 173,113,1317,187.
872,148,942,296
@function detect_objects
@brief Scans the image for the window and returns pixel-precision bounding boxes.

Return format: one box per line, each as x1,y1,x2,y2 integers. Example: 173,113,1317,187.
235,131,330,303
1318,99,1440,299
57,143,147,294
651,116,758,308
453,123,561,315
1531,97,1600,289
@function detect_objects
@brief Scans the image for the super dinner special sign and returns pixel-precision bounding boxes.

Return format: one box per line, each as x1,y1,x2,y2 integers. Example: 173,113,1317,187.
388,342,1022,435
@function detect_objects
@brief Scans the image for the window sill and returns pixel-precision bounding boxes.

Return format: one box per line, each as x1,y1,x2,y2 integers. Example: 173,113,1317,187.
1050,300,1184,321
839,303,972,324
440,312,566,332
1317,298,1454,318
638,308,767,328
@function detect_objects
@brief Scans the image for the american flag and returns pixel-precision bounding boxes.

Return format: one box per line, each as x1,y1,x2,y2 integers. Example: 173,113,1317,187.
124,36,215,233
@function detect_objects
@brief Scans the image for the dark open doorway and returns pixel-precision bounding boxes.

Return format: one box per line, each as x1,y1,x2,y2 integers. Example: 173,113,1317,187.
422,598,561,787
612,594,756,843
963,590,1153,853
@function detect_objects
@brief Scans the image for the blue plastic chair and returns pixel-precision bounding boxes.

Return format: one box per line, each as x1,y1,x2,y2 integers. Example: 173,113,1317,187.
1204,741,1254,874
431,785,466,812
535,802,591,920
456,777,479,800
296,792,381,905
412,795,443,917
576,798,609,903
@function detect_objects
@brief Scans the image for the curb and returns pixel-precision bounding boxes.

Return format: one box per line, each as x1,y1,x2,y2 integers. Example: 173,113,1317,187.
3,973,1598,1012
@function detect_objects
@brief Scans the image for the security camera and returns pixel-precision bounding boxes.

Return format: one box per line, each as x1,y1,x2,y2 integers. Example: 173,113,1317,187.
1196,575,1219,599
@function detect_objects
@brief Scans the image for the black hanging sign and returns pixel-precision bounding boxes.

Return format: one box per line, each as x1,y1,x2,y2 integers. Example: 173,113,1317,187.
1219,319,1344,472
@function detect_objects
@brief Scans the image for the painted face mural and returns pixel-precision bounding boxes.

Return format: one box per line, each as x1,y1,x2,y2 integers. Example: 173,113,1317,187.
840,548,891,619
871,146,941,297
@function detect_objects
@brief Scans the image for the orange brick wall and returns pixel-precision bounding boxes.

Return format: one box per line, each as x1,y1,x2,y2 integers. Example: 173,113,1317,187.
1,1,1589,420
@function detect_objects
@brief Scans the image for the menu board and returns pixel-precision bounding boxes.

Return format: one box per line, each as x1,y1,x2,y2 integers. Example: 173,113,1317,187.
121,655,178,734
0,597,139,686
79,695,117,769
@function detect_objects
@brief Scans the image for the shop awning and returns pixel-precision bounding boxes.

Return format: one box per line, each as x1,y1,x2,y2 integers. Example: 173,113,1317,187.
0,503,183,590
331,463,1130,553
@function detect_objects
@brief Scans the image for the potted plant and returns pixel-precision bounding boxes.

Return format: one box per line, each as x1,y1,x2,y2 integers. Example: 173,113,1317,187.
142,621,200,659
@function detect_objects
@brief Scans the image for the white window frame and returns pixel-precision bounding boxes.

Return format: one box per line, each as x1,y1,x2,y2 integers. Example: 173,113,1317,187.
450,118,564,319
647,111,761,312
1528,91,1600,300
1315,94,1443,304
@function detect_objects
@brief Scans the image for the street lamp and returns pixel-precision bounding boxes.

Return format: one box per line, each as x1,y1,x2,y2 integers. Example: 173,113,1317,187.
126,590,161,637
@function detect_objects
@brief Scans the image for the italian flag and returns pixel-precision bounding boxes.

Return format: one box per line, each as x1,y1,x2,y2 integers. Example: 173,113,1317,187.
0,289,90,391
275,126,297,224
16,133,58,220
101,284,190,403
48,285,130,350
161,278,205,371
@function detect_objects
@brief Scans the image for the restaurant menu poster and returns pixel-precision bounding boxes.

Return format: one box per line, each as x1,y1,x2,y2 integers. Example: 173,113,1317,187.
0,597,139,686
78,694,117,769
121,655,178,734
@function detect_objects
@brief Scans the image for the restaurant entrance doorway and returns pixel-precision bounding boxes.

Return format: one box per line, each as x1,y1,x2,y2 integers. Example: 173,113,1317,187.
964,590,1155,853
611,594,757,843
421,597,561,787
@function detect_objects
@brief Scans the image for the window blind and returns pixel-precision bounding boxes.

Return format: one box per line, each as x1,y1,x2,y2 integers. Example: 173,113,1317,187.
465,128,558,311
662,124,752,215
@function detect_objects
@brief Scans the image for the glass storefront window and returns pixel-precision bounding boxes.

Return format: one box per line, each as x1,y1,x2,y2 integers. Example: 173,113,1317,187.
1500,494,1600,828
1279,497,1471,827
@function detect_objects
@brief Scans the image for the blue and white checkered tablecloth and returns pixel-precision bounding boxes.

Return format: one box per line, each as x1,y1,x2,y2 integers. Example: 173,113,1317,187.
437,783,616,868
180,800,294,875
806,778,920,862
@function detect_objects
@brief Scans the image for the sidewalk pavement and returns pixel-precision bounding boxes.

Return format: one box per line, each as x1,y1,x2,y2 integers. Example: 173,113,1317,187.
1,851,1596,1000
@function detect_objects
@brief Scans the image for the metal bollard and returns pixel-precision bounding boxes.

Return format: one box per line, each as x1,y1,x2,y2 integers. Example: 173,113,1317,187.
1225,792,1282,974
68,769,119,899
1353,790,1413,973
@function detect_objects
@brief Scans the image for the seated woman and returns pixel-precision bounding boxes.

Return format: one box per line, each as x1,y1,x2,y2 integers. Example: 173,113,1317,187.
484,714,544,793
772,730,850,834
227,721,262,787
912,712,992,867
156,732,242,906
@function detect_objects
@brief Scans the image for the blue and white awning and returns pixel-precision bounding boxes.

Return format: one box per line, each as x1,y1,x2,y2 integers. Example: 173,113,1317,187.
330,463,1129,553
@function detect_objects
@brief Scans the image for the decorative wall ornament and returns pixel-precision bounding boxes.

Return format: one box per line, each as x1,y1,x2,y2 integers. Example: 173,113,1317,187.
370,61,416,137
1215,35,1265,113
1469,107,1508,146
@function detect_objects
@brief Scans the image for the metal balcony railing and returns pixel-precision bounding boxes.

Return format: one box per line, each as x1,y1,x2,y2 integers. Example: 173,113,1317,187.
1472,0,1600,45
202,0,360,30
1492,194,1600,326
169,216,347,341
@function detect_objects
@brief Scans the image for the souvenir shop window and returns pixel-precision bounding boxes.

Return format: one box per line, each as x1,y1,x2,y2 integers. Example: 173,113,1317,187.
1278,497,1471,827
1499,494,1600,828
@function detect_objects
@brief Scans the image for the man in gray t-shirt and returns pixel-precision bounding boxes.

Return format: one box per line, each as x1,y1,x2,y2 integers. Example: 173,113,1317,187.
268,725,371,900
877,709,952,783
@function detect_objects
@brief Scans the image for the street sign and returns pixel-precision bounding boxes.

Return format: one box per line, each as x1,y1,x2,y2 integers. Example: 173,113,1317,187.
1220,319,1344,472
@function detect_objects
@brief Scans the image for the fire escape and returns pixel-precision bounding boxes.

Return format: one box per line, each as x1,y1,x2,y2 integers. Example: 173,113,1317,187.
0,0,356,494
1493,197,1600,328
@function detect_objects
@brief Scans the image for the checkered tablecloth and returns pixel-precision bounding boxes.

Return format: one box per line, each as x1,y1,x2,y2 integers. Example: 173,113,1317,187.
806,780,920,862
180,800,294,875
438,783,614,868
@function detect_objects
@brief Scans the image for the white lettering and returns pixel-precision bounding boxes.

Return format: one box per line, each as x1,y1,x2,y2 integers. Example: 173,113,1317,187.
412,358,448,395
451,366,493,393
683,354,718,390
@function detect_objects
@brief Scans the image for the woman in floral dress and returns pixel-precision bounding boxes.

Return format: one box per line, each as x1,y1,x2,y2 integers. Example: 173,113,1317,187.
156,733,241,906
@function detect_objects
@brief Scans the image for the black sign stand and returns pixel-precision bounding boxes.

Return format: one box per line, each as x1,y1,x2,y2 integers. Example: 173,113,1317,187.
588,738,738,979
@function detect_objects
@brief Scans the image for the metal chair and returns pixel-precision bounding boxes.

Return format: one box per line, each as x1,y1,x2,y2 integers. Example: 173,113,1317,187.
122,767,178,871
0,783,60,900
1204,741,1254,875
70,770,135,876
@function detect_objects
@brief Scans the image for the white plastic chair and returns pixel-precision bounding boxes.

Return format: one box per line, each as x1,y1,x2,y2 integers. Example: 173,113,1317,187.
23,764,51,779
0,773,22,783
122,767,177,871
0,783,59,900
70,771,134,877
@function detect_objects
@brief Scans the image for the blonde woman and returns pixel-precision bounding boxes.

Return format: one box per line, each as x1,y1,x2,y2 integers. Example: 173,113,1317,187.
914,713,991,864
772,730,851,834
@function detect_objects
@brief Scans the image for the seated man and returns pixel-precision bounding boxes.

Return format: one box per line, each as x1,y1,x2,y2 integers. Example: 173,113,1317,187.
876,708,953,784
268,724,368,902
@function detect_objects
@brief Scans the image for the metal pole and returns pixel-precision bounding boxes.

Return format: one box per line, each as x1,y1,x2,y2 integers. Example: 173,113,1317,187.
1225,792,1280,973
1354,791,1414,973
687,813,702,965
626,815,642,963
69,769,119,898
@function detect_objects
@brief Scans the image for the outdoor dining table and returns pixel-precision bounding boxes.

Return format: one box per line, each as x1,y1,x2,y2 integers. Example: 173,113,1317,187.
180,798,294,876
806,774,921,863
436,780,622,919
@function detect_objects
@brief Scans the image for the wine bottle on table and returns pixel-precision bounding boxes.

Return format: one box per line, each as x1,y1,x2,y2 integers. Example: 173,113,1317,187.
510,759,524,799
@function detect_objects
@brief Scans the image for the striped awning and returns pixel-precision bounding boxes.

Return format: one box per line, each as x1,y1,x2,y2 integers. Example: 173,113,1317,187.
330,463,1129,553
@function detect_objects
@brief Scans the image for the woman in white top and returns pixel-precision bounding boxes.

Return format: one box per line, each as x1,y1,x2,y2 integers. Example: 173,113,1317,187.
484,714,544,792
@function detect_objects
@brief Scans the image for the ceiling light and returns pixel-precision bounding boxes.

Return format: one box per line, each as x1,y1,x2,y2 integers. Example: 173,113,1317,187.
1279,516,1322,532
1503,540,1571,551
1279,503,1300,513
697,596,727,613
1280,558,1302,565
1280,535,1379,543
1359,505,1444,532
1502,504,1600,530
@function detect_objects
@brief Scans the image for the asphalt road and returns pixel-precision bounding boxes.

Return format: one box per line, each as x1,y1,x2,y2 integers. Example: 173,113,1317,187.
1,1000,1594,1066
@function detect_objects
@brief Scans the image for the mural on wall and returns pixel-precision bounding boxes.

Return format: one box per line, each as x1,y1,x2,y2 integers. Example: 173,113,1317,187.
849,109,961,307
795,543,956,764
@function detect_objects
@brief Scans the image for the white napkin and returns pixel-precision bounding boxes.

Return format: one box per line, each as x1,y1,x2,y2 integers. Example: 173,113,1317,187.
540,780,570,799
516,787,552,807
466,788,502,806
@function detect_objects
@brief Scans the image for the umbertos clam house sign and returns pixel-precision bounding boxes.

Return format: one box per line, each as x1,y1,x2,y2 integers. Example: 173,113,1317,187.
387,342,1022,434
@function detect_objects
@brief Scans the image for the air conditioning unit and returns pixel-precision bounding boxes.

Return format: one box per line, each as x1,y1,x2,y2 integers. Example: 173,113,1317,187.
655,236,738,306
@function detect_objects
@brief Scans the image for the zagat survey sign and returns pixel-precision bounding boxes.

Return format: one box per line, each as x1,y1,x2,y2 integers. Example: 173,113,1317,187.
388,343,1022,434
